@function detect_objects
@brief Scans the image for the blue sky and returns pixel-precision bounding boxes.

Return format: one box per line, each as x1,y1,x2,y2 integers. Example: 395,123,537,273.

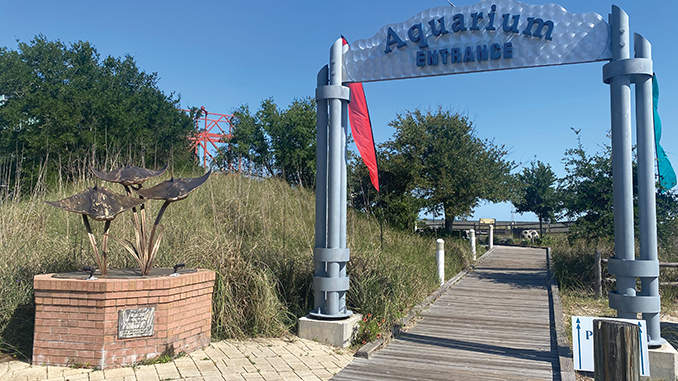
0,0,676,222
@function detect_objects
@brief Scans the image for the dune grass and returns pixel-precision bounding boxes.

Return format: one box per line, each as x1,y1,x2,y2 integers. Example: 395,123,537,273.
0,170,474,359
550,234,678,350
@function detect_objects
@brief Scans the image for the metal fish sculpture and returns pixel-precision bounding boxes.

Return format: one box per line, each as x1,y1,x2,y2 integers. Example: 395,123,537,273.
91,164,167,186
46,186,146,221
46,187,145,275
136,171,211,201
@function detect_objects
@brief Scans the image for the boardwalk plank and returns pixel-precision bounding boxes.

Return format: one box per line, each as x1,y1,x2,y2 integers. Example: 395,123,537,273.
332,246,561,381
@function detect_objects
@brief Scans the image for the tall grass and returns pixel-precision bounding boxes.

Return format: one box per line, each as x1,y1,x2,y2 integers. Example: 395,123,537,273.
0,169,474,358
551,234,678,320
550,236,614,292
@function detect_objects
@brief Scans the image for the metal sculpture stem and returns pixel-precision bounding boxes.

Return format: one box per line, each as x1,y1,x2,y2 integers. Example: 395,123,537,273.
143,200,170,275
149,201,169,251
139,193,148,254
82,215,105,275
102,220,110,275
124,184,146,254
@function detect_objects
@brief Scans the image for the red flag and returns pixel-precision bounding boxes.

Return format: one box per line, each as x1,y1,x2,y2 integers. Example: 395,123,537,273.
342,37,379,191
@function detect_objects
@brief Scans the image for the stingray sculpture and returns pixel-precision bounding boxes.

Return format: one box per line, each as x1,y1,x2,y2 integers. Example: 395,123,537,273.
46,187,146,275
92,167,211,276
91,165,168,275
91,165,167,188
124,171,211,275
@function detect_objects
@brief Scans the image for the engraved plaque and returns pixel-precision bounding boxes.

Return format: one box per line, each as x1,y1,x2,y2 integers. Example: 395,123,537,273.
118,307,155,339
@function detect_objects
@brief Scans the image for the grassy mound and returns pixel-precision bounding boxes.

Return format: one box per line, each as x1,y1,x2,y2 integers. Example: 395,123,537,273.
0,172,474,359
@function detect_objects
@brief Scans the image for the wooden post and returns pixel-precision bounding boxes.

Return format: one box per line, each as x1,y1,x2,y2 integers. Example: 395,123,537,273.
593,319,640,381
595,250,602,298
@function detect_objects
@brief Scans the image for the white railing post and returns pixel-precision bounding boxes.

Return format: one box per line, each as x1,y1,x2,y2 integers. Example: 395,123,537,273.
489,225,494,249
470,229,476,261
436,239,445,286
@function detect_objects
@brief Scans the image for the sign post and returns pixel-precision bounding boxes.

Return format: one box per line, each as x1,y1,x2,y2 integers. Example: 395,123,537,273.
572,316,649,376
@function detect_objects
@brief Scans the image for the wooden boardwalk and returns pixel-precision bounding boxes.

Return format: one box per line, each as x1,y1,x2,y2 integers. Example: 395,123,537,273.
333,246,563,381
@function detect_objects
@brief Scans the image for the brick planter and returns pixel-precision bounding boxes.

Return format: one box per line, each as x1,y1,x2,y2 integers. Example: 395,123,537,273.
32,269,215,369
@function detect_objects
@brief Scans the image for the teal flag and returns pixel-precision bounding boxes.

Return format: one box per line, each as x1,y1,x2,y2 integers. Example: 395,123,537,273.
653,74,677,191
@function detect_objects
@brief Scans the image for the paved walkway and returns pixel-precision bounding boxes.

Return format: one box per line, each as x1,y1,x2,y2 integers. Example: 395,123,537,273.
332,246,562,381
1,337,354,381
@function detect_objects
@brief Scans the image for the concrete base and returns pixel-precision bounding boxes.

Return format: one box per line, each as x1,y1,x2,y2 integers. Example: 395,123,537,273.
298,314,362,348
648,342,678,380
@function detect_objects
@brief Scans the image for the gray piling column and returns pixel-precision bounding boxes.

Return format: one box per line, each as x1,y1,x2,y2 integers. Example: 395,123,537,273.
603,6,662,345
310,39,352,319
607,5,636,319
634,34,665,346
339,95,348,315
314,65,329,313
327,39,342,316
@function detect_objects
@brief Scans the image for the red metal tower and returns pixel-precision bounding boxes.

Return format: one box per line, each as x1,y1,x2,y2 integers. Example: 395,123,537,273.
184,106,234,167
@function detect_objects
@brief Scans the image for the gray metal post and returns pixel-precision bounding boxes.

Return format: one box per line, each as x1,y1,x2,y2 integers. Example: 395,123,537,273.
313,65,329,313
608,5,636,319
634,33,665,346
311,38,352,319
326,39,343,316
339,95,349,314
603,6,662,344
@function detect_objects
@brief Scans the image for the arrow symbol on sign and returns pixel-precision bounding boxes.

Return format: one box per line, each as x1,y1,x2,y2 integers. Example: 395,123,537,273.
638,322,644,374
576,318,582,367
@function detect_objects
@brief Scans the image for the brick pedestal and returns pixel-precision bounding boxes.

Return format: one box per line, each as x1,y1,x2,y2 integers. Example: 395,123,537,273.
32,269,215,369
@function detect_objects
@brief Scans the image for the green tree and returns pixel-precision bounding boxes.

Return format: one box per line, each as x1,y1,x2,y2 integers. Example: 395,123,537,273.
559,130,615,241
0,35,195,191
656,190,678,260
384,108,514,233
349,148,422,231
559,129,678,253
512,160,559,236
219,104,272,175
267,97,316,187
219,97,316,187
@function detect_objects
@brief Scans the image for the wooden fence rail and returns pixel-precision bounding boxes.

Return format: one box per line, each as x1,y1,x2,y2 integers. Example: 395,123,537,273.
595,254,678,296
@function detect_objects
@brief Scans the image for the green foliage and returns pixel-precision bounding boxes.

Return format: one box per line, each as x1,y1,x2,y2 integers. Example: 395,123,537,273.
353,313,384,345
559,129,615,241
558,129,678,257
550,235,613,291
218,97,316,187
656,190,678,262
349,148,423,231
220,104,271,176
381,108,514,232
0,35,195,191
512,160,559,234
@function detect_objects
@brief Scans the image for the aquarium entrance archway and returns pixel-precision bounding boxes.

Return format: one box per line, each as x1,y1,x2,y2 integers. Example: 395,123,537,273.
311,0,664,347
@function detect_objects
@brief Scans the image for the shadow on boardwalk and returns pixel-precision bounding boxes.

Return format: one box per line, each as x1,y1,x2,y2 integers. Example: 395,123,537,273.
332,246,565,381
399,332,556,362
473,269,548,289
